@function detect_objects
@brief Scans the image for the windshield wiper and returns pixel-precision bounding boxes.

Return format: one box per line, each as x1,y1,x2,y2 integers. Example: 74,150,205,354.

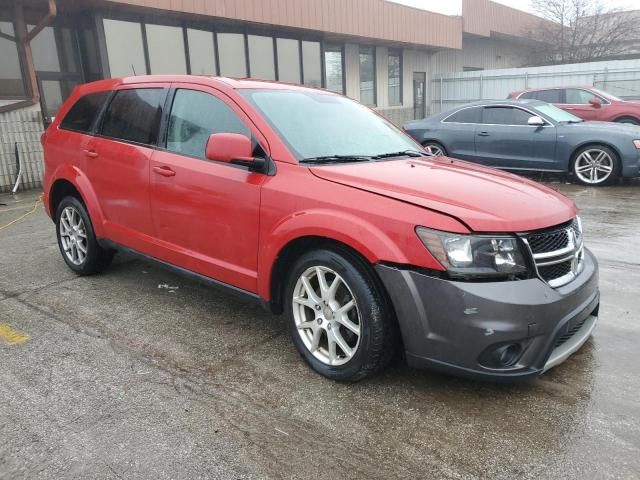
300,155,372,164
371,149,430,160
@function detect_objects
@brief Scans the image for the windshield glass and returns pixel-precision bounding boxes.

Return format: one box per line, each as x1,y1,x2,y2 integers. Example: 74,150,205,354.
592,88,622,102
240,89,419,161
535,103,583,123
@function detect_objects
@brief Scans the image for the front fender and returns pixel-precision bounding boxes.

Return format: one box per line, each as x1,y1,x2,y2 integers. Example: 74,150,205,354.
49,164,107,238
257,209,411,300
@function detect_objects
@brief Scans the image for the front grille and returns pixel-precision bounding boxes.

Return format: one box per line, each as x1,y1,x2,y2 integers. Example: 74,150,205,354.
554,317,588,348
524,218,583,288
528,229,569,254
538,260,573,282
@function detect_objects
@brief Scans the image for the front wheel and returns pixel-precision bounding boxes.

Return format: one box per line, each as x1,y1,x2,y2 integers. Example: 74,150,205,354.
614,116,639,125
423,141,447,157
285,249,398,382
571,145,619,186
55,196,114,275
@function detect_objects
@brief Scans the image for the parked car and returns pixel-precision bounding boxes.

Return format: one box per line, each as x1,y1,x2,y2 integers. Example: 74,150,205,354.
43,76,599,382
404,99,640,186
509,86,640,124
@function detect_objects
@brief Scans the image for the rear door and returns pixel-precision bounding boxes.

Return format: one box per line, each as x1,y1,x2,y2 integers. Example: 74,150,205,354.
87,85,167,249
148,85,267,292
474,106,557,170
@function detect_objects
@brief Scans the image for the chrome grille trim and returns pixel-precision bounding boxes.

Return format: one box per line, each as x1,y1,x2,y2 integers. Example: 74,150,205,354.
522,218,584,288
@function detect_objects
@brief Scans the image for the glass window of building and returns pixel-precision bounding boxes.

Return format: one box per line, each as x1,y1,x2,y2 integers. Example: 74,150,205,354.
103,19,147,77
301,41,322,88
217,33,247,77
324,44,344,94
146,24,187,74
30,26,60,72
276,38,301,84
388,51,402,106
359,47,376,106
187,29,216,75
0,21,25,97
248,35,275,80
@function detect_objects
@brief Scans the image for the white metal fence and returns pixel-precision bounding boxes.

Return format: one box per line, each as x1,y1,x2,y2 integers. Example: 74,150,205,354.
431,58,640,115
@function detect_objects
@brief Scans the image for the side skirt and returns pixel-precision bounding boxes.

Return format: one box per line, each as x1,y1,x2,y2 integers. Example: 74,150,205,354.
98,238,273,312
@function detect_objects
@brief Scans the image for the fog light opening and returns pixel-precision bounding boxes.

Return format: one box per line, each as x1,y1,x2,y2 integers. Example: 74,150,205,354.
494,344,522,367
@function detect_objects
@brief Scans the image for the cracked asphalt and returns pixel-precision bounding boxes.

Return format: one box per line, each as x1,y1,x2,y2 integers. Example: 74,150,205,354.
0,180,639,479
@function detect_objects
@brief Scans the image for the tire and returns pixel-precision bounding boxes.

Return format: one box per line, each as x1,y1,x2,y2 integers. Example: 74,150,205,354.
284,248,398,382
571,145,619,186
55,196,114,275
614,116,639,125
423,141,447,157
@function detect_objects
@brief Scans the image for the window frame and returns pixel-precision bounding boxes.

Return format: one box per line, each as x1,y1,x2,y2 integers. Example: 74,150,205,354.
95,85,169,148
157,85,272,171
387,49,403,107
358,46,377,107
0,18,29,100
322,43,345,94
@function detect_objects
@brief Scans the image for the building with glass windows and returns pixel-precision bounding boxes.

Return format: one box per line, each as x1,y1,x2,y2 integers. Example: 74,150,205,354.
0,0,541,191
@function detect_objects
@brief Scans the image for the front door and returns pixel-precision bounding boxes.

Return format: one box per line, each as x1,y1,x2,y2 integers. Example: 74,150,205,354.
413,72,426,120
149,86,267,293
561,88,608,121
474,106,557,169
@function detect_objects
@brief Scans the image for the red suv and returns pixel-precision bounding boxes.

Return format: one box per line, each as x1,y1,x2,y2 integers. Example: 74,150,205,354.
510,86,640,124
43,76,599,382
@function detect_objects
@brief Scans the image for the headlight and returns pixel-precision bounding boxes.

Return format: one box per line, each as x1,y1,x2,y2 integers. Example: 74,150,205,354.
416,227,528,278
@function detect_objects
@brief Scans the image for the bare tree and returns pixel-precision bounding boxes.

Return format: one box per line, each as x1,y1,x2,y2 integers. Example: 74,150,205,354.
528,0,640,65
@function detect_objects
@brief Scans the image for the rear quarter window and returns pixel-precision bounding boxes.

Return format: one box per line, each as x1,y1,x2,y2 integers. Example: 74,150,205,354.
443,107,482,124
59,91,110,133
99,88,166,146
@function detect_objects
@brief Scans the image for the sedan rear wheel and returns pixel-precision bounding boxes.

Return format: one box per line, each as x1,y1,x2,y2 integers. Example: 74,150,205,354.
572,146,618,186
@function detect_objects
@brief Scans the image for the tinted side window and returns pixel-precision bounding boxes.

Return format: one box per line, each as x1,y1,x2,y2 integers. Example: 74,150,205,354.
60,91,110,133
167,89,250,159
535,89,562,103
443,107,482,123
100,88,165,145
483,107,533,126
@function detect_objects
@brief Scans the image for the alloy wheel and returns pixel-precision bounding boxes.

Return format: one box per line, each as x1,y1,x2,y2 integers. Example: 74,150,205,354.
292,266,361,366
425,143,444,156
574,149,614,185
59,206,88,265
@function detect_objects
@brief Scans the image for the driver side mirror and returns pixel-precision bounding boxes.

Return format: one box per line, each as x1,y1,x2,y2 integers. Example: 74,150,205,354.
205,133,266,172
589,97,602,108
527,115,546,126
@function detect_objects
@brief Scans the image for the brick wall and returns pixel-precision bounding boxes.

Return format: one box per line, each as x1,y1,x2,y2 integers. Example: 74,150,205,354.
0,106,45,193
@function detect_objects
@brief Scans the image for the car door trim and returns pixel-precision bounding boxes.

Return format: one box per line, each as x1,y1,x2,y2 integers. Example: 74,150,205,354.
441,104,554,127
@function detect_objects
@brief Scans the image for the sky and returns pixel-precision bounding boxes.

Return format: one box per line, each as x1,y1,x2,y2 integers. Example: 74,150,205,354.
390,0,639,16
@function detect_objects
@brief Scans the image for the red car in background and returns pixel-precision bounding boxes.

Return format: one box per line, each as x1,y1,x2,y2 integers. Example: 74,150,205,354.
509,86,640,125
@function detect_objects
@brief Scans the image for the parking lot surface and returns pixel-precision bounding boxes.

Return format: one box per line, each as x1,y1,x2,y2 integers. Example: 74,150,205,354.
1,180,639,479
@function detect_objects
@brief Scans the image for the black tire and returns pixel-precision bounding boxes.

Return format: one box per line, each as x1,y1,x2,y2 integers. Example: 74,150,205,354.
284,248,399,382
423,141,447,157
55,196,114,275
614,116,639,125
571,145,620,186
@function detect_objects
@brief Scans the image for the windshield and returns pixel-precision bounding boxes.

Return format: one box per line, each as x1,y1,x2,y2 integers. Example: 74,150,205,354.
591,88,622,102
240,89,419,161
535,104,583,123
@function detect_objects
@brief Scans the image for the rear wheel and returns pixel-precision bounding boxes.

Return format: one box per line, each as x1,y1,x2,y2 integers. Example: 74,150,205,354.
423,141,446,157
55,196,114,275
614,116,639,125
285,248,398,381
571,145,619,186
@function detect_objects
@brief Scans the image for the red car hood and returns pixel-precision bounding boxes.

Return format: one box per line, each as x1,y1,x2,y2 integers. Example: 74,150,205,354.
309,157,576,233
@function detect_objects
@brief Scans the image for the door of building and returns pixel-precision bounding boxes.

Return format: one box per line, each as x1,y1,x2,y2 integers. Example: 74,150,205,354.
413,72,426,120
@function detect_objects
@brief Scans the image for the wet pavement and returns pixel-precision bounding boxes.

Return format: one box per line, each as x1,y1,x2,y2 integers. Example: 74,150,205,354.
0,180,639,479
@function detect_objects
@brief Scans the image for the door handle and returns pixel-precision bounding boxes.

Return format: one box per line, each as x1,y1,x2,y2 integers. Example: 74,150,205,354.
152,166,176,177
477,132,490,137
83,149,99,158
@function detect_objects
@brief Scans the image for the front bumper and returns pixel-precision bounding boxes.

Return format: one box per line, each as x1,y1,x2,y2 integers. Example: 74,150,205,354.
376,248,599,381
